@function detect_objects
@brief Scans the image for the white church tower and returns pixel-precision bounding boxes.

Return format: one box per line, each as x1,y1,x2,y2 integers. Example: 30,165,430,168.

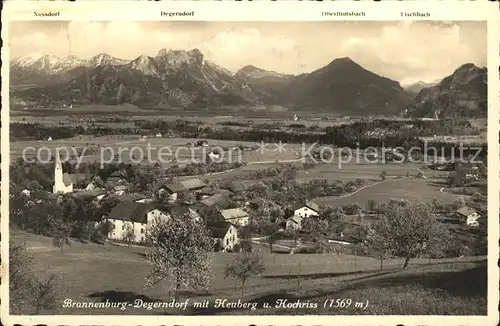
53,156,73,194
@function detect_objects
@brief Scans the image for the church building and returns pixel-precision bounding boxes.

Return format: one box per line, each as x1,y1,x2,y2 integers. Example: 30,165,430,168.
53,157,74,194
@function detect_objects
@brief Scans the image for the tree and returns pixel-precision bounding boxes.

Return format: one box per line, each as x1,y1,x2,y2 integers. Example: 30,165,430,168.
10,241,58,314
375,201,447,269
257,219,280,253
224,252,266,297
364,221,392,270
302,218,328,253
123,222,135,246
50,218,72,252
366,200,377,214
145,215,214,301
380,170,387,181
422,222,453,263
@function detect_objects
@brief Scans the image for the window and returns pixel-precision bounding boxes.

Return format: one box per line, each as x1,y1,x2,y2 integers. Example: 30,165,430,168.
122,224,125,230
141,229,145,234
226,238,229,246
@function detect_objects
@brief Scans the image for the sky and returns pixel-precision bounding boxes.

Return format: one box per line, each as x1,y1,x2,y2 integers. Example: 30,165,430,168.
9,21,487,85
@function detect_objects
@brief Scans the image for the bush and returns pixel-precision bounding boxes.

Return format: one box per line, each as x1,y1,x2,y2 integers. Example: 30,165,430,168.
295,246,321,254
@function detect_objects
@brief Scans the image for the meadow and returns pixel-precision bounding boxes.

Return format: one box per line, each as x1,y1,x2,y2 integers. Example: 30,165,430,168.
313,177,459,207
11,230,487,315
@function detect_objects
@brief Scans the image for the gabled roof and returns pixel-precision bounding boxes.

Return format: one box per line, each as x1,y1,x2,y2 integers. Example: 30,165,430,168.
207,221,232,238
456,206,478,217
160,182,186,193
288,215,302,224
199,187,233,196
107,202,158,223
200,193,231,208
220,208,248,221
180,178,206,190
73,188,105,199
114,185,127,191
116,193,146,202
227,181,246,193
295,200,319,213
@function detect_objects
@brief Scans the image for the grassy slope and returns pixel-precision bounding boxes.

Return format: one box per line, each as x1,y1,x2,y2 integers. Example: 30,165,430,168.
11,230,487,316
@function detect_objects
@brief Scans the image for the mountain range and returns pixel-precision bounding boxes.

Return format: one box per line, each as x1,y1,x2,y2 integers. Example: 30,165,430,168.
10,50,487,118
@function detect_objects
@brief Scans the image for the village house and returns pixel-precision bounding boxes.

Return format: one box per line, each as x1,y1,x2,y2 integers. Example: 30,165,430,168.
166,204,202,223
73,188,106,202
286,215,302,231
197,193,232,211
207,221,239,252
456,206,482,227
106,202,169,243
294,200,320,218
197,186,233,200
220,207,250,227
158,182,185,203
180,178,206,192
116,193,148,203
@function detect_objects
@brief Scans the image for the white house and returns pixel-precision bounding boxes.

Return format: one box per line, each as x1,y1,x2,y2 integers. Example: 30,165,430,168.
456,206,482,227
220,207,250,227
294,200,320,218
53,158,74,194
106,202,169,243
208,222,239,252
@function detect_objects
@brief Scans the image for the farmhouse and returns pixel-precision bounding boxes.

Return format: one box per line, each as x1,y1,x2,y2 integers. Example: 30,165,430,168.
456,206,481,227
180,178,206,192
207,221,239,252
198,193,232,211
198,186,233,199
158,182,185,203
73,188,106,201
116,193,148,203
106,202,168,243
286,215,302,231
294,200,320,218
166,204,202,222
220,207,250,227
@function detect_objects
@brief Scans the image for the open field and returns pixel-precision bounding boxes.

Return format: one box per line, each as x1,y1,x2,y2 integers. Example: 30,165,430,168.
296,162,427,183
11,230,487,315
313,178,460,207
10,136,299,166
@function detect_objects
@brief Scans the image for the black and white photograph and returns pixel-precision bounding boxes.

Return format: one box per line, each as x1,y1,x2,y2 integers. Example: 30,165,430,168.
4,18,492,319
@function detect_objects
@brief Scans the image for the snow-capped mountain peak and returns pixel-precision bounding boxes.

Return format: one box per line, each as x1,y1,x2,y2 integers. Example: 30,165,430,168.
89,53,128,67
127,55,159,76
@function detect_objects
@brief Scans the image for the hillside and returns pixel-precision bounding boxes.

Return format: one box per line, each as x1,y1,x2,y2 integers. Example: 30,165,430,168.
276,57,413,115
235,65,295,98
405,64,487,119
11,229,487,315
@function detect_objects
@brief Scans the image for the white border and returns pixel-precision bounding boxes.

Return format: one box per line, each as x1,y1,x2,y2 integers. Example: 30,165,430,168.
1,1,499,326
